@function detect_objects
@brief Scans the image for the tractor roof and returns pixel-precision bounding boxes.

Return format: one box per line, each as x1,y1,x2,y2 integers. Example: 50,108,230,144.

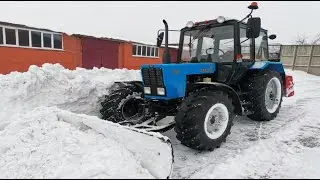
183,17,267,32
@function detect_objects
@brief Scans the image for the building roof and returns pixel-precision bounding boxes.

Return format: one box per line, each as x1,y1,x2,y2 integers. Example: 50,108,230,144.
0,21,61,33
73,33,180,50
0,20,171,47
72,33,159,47
72,34,128,43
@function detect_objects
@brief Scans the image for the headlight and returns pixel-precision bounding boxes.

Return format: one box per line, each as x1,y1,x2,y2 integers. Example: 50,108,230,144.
186,21,194,28
217,16,225,23
144,87,151,94
157,88,165,95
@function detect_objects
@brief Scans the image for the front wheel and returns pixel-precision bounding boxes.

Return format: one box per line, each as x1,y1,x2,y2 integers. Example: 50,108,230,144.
100,83,148,124
174,89,235,151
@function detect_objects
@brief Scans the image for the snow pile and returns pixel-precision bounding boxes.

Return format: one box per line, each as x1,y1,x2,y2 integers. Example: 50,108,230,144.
0,63,141,121
0,64,173,179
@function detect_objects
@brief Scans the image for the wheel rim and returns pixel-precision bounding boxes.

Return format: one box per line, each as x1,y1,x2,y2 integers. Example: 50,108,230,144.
121,98,145,122
204,103,229,140
265,77,282,113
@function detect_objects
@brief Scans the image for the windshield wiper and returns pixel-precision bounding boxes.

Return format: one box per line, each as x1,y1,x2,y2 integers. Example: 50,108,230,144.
190,25,211,44
187,25,212,57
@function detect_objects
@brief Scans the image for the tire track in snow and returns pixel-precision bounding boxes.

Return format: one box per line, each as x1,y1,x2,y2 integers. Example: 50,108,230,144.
209,96,320,179
163,79,320,179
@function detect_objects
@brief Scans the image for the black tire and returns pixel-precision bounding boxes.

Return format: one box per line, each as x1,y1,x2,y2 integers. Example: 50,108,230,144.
246,70,283,121
174,89,235,151
100,83,148,123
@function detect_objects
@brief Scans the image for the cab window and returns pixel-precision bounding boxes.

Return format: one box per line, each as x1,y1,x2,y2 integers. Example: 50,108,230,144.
240,27,268,61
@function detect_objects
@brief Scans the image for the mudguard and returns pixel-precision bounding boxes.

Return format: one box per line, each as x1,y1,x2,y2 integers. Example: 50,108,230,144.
249,61,285,74
249,61,294,97
192,82,243,115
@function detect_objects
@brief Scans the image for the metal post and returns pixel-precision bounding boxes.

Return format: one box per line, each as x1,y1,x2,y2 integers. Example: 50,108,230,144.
307,45,315,74
279,45,283,61
292,45,298,70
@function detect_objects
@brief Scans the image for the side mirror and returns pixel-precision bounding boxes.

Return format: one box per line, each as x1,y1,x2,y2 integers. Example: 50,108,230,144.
157,32,164,47
269,34,277,40
246,17,261,39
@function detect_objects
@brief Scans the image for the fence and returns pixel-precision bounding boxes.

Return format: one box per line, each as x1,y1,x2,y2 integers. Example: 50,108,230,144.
269,44,281,60
280,45,320,76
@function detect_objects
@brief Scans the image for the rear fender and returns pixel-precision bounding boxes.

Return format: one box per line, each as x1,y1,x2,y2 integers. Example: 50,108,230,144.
249,61,294,97
192,82,243,115
249,61,285,74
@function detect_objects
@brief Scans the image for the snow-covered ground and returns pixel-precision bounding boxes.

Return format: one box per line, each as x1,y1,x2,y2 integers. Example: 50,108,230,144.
163,69,320,179
0,64,173,179
1,63,320,179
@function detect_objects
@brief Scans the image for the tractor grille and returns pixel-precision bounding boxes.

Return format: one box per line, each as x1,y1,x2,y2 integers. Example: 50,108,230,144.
141,67,164,95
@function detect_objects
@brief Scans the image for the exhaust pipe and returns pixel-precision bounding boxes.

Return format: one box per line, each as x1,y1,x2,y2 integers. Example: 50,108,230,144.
162,20,171,64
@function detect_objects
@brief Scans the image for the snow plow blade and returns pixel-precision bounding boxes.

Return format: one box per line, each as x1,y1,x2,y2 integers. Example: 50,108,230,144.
58,109,174,179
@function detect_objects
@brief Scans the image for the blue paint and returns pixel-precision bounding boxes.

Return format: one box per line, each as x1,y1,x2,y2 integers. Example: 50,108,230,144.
141,61,286,100
249,61,285,74
141,63,216,100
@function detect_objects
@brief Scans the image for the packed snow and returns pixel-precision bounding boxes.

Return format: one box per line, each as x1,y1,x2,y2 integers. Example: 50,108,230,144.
1,63,320,179
163,69,320,178
0,64,173,179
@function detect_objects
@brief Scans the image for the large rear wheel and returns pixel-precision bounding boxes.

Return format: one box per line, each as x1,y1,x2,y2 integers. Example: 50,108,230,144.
246,70,283,121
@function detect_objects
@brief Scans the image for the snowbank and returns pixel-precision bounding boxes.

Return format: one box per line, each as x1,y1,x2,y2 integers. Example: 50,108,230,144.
0,64,173,179
0,63,141,121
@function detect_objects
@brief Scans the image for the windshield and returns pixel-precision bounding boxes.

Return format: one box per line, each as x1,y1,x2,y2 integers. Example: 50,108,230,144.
181,25,234,62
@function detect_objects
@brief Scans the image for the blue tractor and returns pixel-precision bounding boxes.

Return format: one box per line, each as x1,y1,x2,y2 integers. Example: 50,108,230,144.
100,2,295,151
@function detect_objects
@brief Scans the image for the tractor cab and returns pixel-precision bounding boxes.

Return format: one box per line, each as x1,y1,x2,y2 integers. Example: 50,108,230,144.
180,18,239,63
157,2,277,64
181,19,236,63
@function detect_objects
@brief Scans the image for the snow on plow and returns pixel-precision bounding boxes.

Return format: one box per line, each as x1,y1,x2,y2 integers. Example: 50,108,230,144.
58,108,174,179
0,64,173,179
0,107,173,178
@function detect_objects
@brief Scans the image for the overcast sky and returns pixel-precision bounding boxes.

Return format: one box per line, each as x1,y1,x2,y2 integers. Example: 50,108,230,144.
0,1,319,45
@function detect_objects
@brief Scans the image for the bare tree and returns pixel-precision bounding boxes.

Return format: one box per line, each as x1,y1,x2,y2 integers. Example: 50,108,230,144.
311,34,320,45
295,34,308,45
293,33,320,45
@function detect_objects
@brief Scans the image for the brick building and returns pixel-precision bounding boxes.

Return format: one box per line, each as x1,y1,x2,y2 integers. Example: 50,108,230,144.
0,21,178,74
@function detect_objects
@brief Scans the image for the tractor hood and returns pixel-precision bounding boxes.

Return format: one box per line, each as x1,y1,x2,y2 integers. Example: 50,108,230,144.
140,63,216,99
